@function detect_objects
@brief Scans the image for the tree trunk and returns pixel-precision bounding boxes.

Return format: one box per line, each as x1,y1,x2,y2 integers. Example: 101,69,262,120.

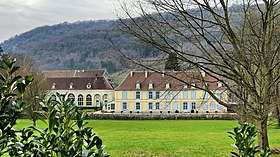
276,105,280,128
257,119,269,150
32,119,36,127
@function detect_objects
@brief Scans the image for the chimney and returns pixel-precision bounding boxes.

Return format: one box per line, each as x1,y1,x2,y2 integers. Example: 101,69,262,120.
145,71,148,78
130,71,133,77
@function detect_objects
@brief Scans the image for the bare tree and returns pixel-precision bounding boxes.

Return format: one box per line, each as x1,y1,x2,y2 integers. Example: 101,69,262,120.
117,0,280,149
14,54,50,127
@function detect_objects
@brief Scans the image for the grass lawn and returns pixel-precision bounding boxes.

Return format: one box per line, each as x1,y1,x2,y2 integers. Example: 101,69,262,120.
15,120,280,157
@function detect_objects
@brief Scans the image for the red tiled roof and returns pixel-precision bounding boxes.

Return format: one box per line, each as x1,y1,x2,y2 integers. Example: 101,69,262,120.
42,69,106,78
115,71,220,91
46,77,113,90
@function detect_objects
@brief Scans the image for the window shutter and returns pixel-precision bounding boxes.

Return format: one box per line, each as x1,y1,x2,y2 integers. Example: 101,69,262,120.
146,103,149,110
146,92,149,99
134,92,136,99
140,103,142,111
134,103,136,111
159,103,162,110
140,92,142,99
120,102,123,110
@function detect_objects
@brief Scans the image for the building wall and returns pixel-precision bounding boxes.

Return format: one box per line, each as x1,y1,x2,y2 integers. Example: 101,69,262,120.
114,89,227,113
50,89,114,107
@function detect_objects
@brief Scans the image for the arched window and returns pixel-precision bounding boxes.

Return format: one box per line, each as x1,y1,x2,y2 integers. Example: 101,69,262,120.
78,94,83,106
94,94,100,106
86,94,92,106
68,93,75,101
103,94,108,105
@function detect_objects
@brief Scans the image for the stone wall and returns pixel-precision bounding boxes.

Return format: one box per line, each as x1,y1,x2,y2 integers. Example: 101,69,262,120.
85,113,239,120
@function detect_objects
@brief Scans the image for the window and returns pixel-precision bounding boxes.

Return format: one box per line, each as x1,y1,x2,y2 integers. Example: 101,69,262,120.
183,83,188,89
148,102,153,110
155,102,160,110
136,102,141,110
103,94,108,100
122,91,127,100
86,83,91,89
166,92,170,100
136,81,141,89
173,91,178,100
86,94,92,106
111,104,115,110
69,83,74,89
122,102,127,110
148,92,153,99
136,92,141,99
218,104,222,110
183,91,188,99
155,92,160,99
95,94,100,106
191,102,196,110
191,90,196,99
183,102,188,110
78,94,83,106
148,81,153,89
203,102,208,110
218,82,222,88
210,102,215,110
68,93,75,101
103,94,108,105
165,83,170,89
217,92,222,100
203,91,208,99
191,82,196,89
52,83,56,89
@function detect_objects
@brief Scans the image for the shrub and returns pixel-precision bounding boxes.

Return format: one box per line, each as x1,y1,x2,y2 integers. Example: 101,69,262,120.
0,58,109,157
228,123,270,157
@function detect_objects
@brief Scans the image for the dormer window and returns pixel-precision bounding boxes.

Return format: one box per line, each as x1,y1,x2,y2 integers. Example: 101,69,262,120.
183,83,188,89
69,83,74,89
204,82,208,88
52,83,56,89
218,82,222,88
191,82,196,89
87,83,92,89
148,81,153,89
165,83,170,89
136,81,141,90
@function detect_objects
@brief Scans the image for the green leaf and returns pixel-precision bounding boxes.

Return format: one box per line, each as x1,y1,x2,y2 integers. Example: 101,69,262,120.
96,137,102,149
17,83,25,94
82,150,94,157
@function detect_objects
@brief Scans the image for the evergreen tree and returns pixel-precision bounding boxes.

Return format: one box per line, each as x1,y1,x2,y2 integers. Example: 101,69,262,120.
165,53,180,71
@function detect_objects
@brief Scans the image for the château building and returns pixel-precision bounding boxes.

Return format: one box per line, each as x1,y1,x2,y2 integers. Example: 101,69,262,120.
113,70,227,113
43,69,114,108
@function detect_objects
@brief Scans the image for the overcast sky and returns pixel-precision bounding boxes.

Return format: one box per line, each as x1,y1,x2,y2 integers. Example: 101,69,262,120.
0,0,122,42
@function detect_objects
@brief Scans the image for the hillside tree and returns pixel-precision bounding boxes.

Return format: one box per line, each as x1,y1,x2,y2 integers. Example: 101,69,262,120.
118,0,280,150
165,53,180,71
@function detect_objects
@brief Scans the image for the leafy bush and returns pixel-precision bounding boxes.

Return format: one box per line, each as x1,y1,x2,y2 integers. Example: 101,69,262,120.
228,123,270,157
0,58,108,157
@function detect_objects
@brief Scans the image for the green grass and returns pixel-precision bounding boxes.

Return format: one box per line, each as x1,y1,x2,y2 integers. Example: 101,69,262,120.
15,120,280,157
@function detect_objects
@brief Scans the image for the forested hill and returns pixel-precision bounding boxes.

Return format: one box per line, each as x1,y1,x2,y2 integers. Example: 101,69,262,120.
1,20,159,73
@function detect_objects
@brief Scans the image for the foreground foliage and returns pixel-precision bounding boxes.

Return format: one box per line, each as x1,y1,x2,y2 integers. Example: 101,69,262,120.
0,58,108,157
228,123,270,157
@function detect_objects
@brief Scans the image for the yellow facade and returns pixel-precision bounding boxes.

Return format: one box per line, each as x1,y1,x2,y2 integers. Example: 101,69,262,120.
114,89,227,113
